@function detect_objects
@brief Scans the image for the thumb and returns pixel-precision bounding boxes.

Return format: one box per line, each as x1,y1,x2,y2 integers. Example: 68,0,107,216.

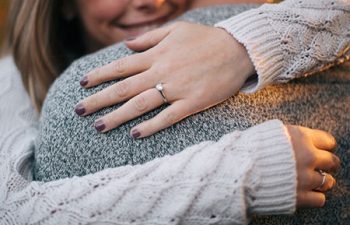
125,25,171,52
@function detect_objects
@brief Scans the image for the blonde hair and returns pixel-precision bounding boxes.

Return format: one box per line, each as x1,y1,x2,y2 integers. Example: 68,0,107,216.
3,0,84,112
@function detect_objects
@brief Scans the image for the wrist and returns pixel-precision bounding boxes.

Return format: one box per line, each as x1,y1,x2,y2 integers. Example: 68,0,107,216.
243,120,297,215
216,27,256,84
236,41,256,82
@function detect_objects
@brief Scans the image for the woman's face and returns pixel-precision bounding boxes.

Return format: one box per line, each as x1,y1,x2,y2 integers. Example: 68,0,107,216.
73,0,190,52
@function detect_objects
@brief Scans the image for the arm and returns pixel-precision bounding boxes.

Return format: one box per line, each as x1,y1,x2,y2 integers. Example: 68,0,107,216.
215,0,350,93
2,122,296,225
0,58,296,224
76,0,349,137
1,56,340,224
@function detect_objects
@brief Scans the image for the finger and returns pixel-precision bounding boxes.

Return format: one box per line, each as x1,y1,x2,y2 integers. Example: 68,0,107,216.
94,88,164,133
312,171,336,192
297,191,326,208
308,128,337,151
81,53,151,88
76,71,156,116
130,100,191,138
314,150,341,173
125,25,172,52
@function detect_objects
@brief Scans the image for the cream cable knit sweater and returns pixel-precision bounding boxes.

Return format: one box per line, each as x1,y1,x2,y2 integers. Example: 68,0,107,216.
0,57,295,224
216,0,350,93
1,0,349,224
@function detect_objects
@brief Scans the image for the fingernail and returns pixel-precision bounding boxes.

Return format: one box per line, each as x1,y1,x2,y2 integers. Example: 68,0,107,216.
80,76,89,87
131,129,141,139
75,103,86,116
95,120,106,132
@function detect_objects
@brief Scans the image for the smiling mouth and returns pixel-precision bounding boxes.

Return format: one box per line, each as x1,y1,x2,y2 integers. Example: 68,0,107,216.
114,13,174,37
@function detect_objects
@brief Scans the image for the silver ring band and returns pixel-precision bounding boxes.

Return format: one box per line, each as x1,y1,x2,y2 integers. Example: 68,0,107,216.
155,83,168,103
315,169,327,191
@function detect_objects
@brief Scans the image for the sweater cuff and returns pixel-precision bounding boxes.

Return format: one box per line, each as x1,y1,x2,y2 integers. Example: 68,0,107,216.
243,120,297,215
215,6,285,93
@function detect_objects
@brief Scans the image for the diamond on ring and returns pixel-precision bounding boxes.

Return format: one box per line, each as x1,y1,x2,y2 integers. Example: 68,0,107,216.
155,83,168,103
156,83,164,91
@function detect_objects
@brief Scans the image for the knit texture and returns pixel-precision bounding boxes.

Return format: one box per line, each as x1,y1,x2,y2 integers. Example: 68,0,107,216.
34,2,350,225
0,56,296,224
216,0,350,93
1,1,349,224
34,4,259,181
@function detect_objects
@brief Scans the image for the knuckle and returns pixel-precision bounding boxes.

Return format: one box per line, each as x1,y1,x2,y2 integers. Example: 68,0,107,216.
305,151,318,166
300,128,311,141
297,172,310,189
92,68,102,83
134,96,148,113
87,95,98,107
163,112,177,125
156,62,172,74
148,33,159,45
153,45,167,56
106,115,119,128
114,81,129,98
289,126,307,142
113,58,127,74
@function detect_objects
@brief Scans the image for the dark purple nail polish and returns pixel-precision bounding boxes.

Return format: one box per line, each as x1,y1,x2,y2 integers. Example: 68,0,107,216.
75,103,86,116
95,120,106,132
80,76,89,87
131,129,141,139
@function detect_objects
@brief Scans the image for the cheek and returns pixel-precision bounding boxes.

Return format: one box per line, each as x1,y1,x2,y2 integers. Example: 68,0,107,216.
76,0,128,48
77,0,127,23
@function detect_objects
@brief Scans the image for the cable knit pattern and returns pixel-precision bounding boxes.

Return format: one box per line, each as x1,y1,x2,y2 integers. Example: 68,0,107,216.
216,0,350,93
0,58,296,225
0,1,349,224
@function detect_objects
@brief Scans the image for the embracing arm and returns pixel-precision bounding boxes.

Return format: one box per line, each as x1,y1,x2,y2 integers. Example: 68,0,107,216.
1,122,296,225
216,0,350,92
76,0,349,137
1,57,339,224
0,58,297,224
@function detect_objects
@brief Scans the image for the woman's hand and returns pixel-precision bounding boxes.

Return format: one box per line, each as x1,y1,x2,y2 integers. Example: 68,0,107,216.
75,22,255,138
286,125,340,208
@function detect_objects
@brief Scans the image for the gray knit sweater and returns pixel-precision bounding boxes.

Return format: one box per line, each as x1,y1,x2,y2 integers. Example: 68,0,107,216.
35,5,260,180
35,3,350,225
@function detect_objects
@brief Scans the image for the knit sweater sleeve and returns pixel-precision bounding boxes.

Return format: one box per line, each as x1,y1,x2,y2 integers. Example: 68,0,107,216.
0,57,296,224
216,0,350,93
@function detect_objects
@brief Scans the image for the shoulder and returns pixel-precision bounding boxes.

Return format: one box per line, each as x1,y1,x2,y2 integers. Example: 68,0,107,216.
0,55,19,78
0,55,24,89
0,55,37,121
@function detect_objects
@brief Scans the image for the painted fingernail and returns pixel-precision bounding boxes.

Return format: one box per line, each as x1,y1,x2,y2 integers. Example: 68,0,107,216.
80,76,89,87
95,120,106,132
75,103,86,116
131,129,141,139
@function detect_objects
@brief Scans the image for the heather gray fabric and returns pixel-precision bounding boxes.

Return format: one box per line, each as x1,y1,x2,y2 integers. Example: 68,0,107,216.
34,5,350,225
